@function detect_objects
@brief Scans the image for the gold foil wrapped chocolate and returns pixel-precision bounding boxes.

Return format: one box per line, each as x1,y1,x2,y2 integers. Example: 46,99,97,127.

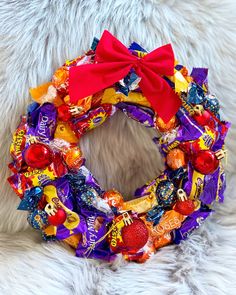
122,193,157,214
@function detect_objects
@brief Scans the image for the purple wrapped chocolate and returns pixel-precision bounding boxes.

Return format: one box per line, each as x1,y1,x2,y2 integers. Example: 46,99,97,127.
116,102,154,128
34,103,57,142
76,207,114,261
199,167,220,205
176,108,204,142
190,68,208,89
172,206,212,244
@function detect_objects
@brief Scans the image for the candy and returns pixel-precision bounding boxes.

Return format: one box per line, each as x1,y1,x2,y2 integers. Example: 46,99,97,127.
187,83,205,105
153,232,172,249
116,71,141,95
101,87,150,107
68,95,92,115
43,184,86,240
179,126,217,155
63,234,81,249
116,102,154,128
69,104,116,138
102,190,124,209
190,68,208,89
79,185,99,207
204,94,220,115
57,104,72,122
150,210,185,237
146,206,165,225
52,66,69,94
194,167,221,205
10,116,27,170
27,209,48,230
166,148,187,170
191,150,219,174
54,121,78,143
34,103,57,142
154,115,178,132
29,82,53,102
172,206,212,244
122,193,157,214
76,207,113,260
155,180,176,207
29,83,61,105
134,174,167,199
17,186,43,211
64,147,83,170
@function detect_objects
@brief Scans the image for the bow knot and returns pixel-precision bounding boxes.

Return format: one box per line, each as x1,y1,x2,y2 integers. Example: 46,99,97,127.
69,30,181,123
133,58,143,71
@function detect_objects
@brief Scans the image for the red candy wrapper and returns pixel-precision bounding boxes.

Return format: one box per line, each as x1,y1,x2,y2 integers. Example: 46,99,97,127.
69,104,116,138
10,116,27,171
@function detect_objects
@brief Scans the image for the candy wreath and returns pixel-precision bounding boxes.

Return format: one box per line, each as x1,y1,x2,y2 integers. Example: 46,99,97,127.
8,31,230,263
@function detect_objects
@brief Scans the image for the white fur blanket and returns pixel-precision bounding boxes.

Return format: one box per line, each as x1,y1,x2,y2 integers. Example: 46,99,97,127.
0,0,236,294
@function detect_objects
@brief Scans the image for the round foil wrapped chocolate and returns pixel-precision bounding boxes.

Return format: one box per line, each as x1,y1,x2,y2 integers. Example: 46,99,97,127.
204,94,220,115
155,180,176,207
154,115,178,132
27,209,48,230
64,147,83,169
166,148,187,170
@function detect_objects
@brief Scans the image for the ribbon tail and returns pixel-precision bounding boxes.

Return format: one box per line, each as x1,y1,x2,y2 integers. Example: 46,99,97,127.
137,67,181,123
69,62,132,104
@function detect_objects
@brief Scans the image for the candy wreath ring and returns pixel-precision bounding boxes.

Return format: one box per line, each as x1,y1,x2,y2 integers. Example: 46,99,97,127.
8,30,230,263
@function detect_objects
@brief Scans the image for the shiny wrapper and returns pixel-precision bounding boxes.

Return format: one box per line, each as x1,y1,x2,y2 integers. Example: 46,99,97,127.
172,206,212,244
69,104,116,138
116,102,154,128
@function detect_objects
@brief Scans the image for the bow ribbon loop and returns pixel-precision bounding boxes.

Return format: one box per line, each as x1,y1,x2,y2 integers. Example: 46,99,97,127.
69,30,181,122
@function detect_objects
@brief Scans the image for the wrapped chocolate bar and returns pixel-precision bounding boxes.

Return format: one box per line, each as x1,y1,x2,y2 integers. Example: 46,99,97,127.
10,116,28,171
116,102,154,127
172,206,212,244
69,104,116,138
76,207,113,261
29,103,57,143
8,30,230,263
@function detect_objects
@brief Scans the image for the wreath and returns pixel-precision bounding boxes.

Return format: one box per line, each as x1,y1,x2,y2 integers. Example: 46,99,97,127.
8,30,230,263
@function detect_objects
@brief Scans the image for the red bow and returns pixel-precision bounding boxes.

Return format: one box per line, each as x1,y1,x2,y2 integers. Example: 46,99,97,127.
69,30,181,123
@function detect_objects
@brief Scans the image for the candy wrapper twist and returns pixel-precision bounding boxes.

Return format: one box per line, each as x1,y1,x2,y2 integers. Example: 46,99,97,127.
8,30,230,263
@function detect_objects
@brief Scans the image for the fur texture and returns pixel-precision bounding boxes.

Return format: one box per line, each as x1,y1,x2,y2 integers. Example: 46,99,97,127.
0,0,236,294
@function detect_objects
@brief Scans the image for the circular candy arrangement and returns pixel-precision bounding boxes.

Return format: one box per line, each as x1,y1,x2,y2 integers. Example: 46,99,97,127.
8,31,230,263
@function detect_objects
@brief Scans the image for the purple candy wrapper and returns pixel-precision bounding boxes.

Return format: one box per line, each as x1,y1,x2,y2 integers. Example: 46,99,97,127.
172,206,212,244
35,103,57,142
160,108,204,153
190,68,208,89
211,121,230,152
79,166,102,192
199,168,220,205
47,178,87,240
116,102,154,128
76,207,114,261
218,169,226,203
56,215,87,240
134,173,167,198
51,177,73,209
176,108,204,141
184,161,226,206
